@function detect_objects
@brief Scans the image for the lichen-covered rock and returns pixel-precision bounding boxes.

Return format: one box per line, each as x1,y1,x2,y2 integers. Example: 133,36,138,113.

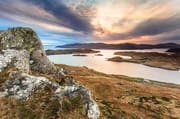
0,49,29,73
0,27,100,119
0,27,56,73
0,72,100,119
0,27,38,50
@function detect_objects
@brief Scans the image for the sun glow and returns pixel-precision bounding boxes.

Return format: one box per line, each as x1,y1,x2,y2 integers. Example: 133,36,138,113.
90,0,178,44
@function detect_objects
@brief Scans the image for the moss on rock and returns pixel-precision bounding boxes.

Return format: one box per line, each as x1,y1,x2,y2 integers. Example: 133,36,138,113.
0,27,56,74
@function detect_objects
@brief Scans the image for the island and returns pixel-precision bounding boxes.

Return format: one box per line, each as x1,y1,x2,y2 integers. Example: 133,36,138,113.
73,54,87,56
108,52,180,70
46,49,100,55
95,54,103,56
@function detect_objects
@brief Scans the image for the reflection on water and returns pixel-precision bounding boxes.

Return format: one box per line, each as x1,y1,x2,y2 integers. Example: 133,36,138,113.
48,49,180,84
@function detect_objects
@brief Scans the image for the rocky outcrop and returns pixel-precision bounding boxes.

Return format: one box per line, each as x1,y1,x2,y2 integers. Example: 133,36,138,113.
0,71,100,119
0,27,100,119
0,27,56,73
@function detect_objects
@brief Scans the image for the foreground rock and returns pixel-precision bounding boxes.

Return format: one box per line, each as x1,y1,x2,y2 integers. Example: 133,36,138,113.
0,27,56,74
0,72,100,119
0,27,100,119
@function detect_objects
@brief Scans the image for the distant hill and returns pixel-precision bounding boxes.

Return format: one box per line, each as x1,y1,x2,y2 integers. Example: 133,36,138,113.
57,43,180,50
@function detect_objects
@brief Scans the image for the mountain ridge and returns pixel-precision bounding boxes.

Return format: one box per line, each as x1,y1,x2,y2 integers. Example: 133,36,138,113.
57,42,180,50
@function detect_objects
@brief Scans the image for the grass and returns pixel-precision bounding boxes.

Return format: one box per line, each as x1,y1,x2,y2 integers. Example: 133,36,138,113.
0,64,88,119
0,86,88,119
55,64,180,119
0,63,180,118
0,63,18,86
0,67,11,85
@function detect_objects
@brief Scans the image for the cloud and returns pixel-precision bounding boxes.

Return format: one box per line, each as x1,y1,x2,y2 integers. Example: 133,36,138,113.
106,15,180,42
156,29,180,43
28,0,93,33
161,35,180,43
1,0,180,44
0,0,93,33
129,16,180,37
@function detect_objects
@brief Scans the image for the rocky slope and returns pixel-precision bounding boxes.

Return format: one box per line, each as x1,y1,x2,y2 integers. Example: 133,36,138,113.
0,27,100,119
58,64,180,119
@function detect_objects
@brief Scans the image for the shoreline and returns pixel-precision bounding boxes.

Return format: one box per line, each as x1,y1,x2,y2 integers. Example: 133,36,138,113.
55,64,180,86
109,59,180,71
108,52,180,71
48,54,180,71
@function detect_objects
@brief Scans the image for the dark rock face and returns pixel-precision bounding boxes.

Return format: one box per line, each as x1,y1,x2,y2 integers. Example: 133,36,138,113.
166,48,180,53
0,27,56,73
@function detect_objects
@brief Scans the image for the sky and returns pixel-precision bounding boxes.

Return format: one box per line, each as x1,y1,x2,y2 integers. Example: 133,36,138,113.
0,0,180,45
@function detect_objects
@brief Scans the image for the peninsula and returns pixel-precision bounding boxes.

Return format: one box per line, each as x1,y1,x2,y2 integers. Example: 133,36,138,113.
108,52,180,70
